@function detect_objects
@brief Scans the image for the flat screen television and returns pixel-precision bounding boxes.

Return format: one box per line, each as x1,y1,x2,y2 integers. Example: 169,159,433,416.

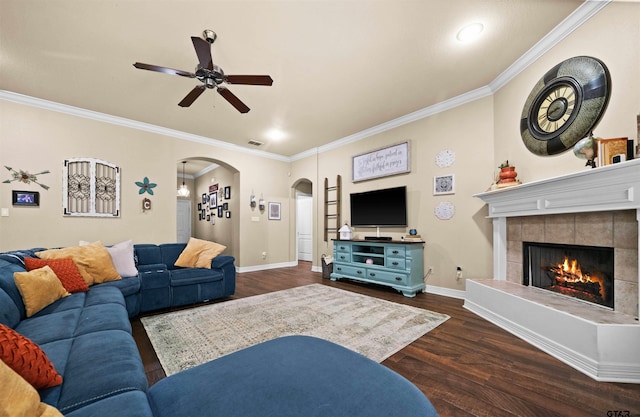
350,186,407,228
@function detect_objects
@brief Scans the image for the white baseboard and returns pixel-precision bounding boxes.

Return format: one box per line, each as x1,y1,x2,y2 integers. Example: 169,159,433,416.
237,261,297,273
424,285,466,300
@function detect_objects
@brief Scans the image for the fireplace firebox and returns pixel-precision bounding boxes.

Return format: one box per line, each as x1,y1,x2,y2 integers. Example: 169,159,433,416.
523,242,614,309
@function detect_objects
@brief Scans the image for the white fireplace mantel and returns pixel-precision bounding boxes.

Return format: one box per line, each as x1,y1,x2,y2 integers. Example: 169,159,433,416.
467,159,640,383
473,158,640,218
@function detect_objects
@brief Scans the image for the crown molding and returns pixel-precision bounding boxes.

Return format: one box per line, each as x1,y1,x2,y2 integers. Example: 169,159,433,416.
0,90,290,163
489,0,611,92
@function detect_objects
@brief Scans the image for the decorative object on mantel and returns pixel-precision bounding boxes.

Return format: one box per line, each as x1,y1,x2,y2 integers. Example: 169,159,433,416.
573,134,598,168
520,56,611,156
597,137,630,167
404,229,423,242
352,141,410,182
135,177,157,195
3,166,50,190
490,161,521,190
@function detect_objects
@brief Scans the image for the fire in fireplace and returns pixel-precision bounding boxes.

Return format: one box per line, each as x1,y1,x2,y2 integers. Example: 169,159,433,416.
523,242,614,309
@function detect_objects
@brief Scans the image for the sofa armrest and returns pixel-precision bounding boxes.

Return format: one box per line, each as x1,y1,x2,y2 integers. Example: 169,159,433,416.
211,255,234,269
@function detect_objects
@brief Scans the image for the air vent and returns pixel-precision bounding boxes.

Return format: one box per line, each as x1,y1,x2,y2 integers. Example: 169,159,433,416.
248,140,263,146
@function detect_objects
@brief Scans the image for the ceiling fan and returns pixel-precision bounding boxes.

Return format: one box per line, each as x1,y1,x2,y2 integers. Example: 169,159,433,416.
133,29,273,113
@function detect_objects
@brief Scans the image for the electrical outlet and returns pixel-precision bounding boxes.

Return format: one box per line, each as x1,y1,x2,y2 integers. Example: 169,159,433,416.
261,252,267,260
456,266,463,280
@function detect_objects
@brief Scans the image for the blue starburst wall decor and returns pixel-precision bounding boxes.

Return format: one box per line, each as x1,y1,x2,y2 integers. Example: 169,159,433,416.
135,177,157,195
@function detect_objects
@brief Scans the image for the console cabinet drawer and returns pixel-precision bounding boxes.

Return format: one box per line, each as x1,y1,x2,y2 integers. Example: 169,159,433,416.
333,263,365,278
366,269,408,285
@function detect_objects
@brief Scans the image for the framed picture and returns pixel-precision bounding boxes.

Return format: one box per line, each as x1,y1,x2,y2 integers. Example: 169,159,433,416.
209,192,217,209
218,206,224,217
223,202,229,210
197,203,202,211
210,215,215,225
198,212,202,221
225,211,231,218
209,184,219,193
433,174,455,195
206,214,210,222
201,209,206,218
352,141,410,182
224,186,231,199
268,202,281,220
202,193,208,205
12,190,39,206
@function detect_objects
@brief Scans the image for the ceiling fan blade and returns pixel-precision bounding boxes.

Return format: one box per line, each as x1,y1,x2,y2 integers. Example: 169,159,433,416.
225,75,273,86
217,87,250,113
133,62,195,78
178,85,206,107
191,37,213,70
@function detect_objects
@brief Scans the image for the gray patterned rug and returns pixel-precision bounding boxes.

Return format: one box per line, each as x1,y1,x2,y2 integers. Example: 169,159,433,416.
141,284,449,375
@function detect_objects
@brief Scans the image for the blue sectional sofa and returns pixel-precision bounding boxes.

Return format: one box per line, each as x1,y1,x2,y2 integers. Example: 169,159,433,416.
0,245,438,417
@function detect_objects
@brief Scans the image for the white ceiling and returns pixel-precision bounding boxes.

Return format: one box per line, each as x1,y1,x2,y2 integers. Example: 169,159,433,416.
1,0,590,166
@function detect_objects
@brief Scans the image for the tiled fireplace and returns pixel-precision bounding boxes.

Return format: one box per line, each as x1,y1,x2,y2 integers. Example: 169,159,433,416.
467,159,640,383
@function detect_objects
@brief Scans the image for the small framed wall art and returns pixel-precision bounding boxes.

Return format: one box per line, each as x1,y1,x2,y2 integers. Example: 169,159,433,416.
433,174,455,195
268,202,281,220
12,190,39,206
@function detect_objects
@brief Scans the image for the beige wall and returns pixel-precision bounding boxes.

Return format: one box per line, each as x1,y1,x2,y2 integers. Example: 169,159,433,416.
1,2,637,290
493,2,640,182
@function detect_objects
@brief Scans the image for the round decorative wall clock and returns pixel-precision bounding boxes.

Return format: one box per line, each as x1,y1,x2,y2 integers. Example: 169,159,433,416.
435,149,455,167
434,201,455,220
520,56,611,156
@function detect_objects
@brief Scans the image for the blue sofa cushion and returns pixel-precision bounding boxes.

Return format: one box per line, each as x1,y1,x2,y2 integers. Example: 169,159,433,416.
159,243,186,270
170,268,223,286
99,276,140,296
0,259,27,325
148,336,438,417
0,288,21,328
134,244,163,266
53,329,148,414
64,391,154,417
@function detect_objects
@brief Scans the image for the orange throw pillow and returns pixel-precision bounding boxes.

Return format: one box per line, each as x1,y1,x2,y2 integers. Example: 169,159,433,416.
24,258,89,293
0,323,63,389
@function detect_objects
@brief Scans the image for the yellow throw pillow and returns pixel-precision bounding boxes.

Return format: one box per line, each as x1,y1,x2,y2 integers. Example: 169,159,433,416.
36,241,121,285
13,266,70,317
0,359,64,417
175,238,226,269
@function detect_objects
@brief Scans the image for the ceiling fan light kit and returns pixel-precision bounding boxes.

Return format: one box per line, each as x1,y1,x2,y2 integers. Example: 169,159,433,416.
133,29,272,113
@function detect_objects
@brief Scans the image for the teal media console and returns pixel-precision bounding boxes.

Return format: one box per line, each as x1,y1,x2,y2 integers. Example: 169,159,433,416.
330,239,425,297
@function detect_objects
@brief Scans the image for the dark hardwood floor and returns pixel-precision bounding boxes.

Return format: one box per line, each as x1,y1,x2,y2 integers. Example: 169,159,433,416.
131,262,640,417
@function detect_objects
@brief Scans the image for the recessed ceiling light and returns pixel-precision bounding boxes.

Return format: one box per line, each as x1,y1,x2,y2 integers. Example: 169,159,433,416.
456,23,484,42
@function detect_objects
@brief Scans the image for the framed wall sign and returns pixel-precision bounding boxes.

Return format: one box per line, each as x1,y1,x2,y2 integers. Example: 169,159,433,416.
352,141,410,183
12,190,39,206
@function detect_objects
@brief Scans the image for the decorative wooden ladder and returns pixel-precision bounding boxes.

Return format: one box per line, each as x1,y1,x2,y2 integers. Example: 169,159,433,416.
324,175,341,242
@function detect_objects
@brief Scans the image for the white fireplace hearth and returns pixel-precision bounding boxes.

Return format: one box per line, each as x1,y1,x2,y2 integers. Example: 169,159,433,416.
468,159,640,383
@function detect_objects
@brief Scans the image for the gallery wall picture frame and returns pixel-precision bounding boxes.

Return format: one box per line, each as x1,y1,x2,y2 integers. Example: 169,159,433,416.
433,174,455,195
223,202,229,210
352,141,410,182
209,192,217,209
197,203,202,211
12,190,39,206
218,206,224,217
202,193,208,205
224,186,231,199
268,202,281,220
225,211,231,218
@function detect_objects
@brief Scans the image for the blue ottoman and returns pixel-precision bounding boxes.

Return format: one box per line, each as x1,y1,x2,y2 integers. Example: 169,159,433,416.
148,335,438,417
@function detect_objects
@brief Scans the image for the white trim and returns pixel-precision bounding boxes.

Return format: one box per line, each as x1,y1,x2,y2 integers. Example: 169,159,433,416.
489,0,611,92
423,285,466,300
0,90,289,163
237,261,297,273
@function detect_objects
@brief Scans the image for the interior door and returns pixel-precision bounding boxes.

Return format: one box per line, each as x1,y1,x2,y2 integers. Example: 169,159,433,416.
296,193,313,261
176,199,191,243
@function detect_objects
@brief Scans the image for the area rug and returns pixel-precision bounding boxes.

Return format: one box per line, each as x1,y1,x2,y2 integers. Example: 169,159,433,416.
141,284,449,375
